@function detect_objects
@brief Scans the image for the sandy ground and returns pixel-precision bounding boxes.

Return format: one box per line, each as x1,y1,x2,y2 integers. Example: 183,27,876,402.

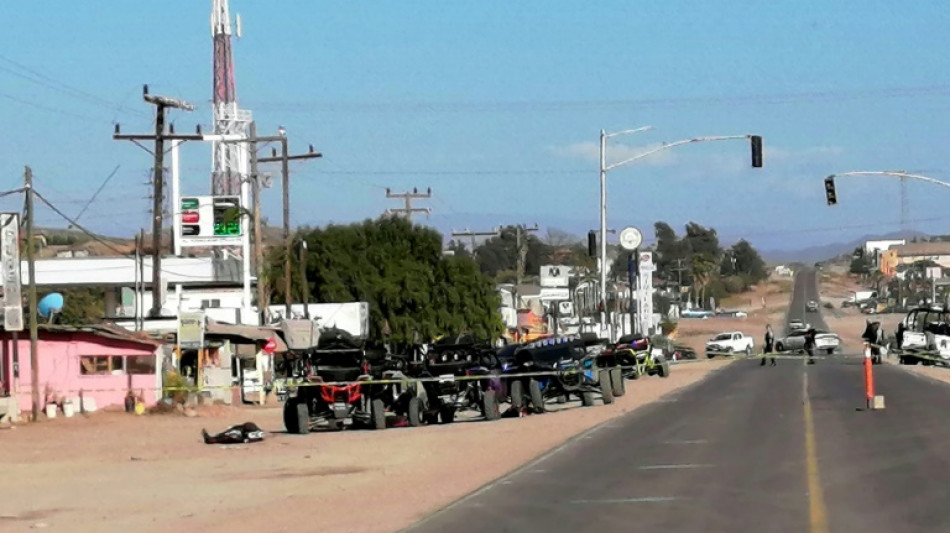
818,270,903,351
674,277,793,353
0,359,734,533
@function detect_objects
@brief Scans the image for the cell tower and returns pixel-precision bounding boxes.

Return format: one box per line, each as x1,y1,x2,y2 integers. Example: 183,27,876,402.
210,0,253,315
211,0,251,195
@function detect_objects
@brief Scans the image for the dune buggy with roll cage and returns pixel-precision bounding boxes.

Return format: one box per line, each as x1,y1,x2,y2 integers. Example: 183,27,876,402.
413,333,502,424
597,334,670,380
282,328,419,434
497,335,616,414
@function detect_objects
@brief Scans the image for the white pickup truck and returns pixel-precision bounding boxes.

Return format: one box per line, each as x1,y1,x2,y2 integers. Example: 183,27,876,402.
705,331,755,358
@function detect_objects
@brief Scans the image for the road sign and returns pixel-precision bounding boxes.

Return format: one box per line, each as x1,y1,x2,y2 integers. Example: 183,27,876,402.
178,311,206,349
263,337,278,355
178,195,244,247
619,227,642,251
0,214,22,331
540,265,571,288
540,288,571,301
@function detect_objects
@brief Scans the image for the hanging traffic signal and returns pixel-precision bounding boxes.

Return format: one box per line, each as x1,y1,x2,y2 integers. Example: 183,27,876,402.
824,176,837,205
588,230,597,257
750,135,763,168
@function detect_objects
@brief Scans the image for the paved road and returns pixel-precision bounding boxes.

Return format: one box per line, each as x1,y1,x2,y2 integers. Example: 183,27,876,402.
401,271,950,533
787,267,828,332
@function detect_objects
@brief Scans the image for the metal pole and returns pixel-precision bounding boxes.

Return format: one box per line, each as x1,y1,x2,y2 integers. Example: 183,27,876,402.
299,240,310,319
170,139,182,257
599,129,610,341
24,166,39,421
281,136,292,318
134,233,140,331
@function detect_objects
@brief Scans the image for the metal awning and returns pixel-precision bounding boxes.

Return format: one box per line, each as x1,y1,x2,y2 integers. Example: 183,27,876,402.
204,321,287,353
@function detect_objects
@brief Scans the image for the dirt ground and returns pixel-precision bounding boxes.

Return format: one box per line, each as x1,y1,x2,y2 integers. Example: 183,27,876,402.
674,276,793,354
0,359,734,533
818,270,902,351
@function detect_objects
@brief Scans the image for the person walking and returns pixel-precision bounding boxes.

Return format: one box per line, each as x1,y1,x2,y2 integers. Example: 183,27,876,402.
761,324,776,366
805,327,817,365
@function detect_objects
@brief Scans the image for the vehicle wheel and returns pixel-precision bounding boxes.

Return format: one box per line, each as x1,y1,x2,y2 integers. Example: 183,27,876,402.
826,349,834,356
581,392,595,407
482,389,500,421
775,343,784,352
439,404,455,424
706,352,715,359
658,359,670,378
528,379,544,414
509,380,525,410
598,370,614,405
371,399,386,430
424,411,440,424
296,402,310,434
609,367,625,397
282,398,299,434
407,396,422,427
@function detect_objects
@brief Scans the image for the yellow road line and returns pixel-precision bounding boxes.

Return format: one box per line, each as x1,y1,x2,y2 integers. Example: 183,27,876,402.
803,371,829,533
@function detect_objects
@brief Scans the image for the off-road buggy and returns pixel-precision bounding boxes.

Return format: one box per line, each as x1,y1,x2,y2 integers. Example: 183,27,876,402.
282,328,417,434
497,335,615,413
414,333,502,424
598,334,670,380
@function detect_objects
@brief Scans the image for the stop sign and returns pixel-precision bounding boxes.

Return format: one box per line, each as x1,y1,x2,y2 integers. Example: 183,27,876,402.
263,337,278,354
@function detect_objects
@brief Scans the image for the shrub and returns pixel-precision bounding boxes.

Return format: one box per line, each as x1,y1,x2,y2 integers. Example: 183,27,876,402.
660,319,678,336
162,372,190,405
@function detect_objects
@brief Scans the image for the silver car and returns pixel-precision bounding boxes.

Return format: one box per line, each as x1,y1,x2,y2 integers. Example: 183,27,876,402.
775,329,840,355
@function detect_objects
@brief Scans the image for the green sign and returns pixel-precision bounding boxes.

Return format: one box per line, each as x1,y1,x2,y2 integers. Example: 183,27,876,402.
181,198,199,209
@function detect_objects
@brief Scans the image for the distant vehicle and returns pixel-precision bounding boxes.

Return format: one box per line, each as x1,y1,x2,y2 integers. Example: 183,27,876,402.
705,331,754,358
788,318,806,330
806,301,819,313
775,329,840,355
681,309,714,319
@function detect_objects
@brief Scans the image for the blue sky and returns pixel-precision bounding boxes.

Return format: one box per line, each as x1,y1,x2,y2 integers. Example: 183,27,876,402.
2,1,950,253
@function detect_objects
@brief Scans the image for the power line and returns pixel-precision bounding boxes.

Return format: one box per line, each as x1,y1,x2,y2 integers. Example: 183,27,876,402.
245,83,950,114
0,92,114,124
321,169,589,176
0,53,148,117
73,165,121,223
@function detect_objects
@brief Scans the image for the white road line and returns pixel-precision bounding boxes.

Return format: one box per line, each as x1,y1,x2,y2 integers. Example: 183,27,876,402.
570,497,684,504
637,464,714,470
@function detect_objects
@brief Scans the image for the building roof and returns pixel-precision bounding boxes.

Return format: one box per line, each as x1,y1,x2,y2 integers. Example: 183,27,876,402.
33,323,162,347
893,241,950,257
205,320,288,352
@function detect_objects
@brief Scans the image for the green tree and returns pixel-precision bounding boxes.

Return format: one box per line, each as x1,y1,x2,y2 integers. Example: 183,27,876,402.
474,225,550,279
42,287,105,325
723,239,768,283
267,216,502,350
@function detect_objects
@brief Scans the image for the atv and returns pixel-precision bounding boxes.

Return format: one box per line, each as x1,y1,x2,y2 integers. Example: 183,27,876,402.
599,334,670,380
283,328,418,434
498,335,615,413
414,334,502,424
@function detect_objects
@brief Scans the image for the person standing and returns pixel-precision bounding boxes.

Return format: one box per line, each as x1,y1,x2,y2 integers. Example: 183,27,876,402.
805,327,817,365
761,324,776,366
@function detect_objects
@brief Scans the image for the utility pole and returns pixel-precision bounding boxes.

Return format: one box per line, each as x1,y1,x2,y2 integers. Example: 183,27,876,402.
513,224,539,310
248,122,266,324
450,227,501,256
24,166,39,421
113,85,200,318
385,188,432,220
257,129,322,317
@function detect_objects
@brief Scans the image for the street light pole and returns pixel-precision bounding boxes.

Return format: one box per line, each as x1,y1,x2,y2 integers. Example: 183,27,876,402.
597,129,763,341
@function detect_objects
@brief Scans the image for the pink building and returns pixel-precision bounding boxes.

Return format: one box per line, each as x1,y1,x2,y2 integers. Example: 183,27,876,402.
0,324,162,418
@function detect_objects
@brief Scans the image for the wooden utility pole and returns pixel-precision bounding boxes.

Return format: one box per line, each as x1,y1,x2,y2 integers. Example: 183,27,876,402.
513,223,539,310
24,166,39,421
258,132,322,317
450,227,501,256
299,240,309,319
113,85,200,318
249,123,267,324
385,188,432,220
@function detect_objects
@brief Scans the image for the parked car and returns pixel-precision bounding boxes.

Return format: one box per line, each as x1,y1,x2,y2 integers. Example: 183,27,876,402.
705,331,754,358
775,328,840,355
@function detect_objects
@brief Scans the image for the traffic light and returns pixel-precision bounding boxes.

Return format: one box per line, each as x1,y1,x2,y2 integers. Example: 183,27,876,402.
824,176,837,205
750,135,763,168
588,230,597,257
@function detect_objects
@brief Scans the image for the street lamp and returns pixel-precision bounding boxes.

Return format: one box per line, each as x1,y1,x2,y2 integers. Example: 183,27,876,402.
598,129,764,341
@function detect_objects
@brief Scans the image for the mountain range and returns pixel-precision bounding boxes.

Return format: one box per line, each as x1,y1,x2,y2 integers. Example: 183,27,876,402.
758,230,929,264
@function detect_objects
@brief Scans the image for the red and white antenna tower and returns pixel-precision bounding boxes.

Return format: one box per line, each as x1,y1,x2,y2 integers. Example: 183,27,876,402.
211,0,250,196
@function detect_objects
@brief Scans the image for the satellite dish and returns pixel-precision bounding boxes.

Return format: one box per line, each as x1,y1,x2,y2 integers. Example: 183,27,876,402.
38,292,65,319
619,227,643,251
